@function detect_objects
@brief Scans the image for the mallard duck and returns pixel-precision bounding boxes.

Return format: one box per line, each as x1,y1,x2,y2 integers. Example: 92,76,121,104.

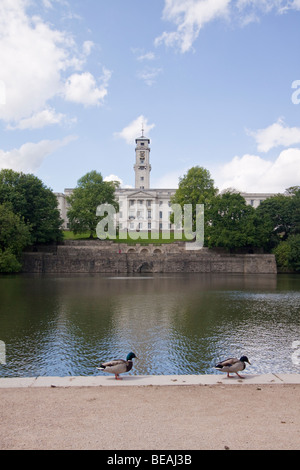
97,352,137,380
214,356,251,378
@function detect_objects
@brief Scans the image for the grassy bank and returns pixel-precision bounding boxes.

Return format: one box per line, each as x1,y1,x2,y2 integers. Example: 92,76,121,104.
63,231,189,244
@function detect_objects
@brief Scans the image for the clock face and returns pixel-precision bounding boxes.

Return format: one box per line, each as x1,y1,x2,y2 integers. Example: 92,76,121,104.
140,151,145,157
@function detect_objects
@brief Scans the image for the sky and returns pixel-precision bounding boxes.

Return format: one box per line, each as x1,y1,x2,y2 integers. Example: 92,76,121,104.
1,0,300,195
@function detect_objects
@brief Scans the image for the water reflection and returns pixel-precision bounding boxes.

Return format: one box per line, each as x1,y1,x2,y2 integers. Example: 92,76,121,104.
0,273,299,377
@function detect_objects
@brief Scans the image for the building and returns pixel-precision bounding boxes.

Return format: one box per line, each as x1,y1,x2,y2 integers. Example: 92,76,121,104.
55,132,276,231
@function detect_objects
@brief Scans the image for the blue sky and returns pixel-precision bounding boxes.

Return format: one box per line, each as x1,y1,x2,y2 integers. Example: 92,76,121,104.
1,0,300,194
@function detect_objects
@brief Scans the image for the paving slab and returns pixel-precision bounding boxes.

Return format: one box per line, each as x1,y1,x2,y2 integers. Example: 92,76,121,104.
0,374,299,388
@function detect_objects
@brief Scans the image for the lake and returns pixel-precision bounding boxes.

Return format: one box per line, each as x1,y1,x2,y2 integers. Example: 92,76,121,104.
0,273,299,377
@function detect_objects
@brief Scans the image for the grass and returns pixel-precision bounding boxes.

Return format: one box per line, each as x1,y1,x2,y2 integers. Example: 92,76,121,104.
63,231,190,245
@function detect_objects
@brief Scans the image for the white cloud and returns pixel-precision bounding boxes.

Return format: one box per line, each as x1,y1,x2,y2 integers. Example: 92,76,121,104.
236,0,300,15
7,107,71,130
155,0,231,53
64,69,112,106
137,51,156,61
0,135,77,173
104,174,133,189
82,40,95,56
137,67,163,86
115,115,155,145
290,0,300,9
248,119,300,153
155,0,300,52
214,148,300,193
0,0,109,127
0,80,5,105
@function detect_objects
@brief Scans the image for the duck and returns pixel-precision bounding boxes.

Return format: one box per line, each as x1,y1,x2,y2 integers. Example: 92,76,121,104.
97,352,137,380
214,356,251,378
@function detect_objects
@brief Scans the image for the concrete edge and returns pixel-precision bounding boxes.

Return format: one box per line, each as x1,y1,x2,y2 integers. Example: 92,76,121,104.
0,374,299,388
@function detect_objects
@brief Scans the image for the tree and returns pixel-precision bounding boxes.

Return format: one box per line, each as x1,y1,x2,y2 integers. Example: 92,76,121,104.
170,166,217,231
67,171,119,238
273,234,300,272
205,192,267,250
0,169,63,244
256,188,300,249
0,203,31,272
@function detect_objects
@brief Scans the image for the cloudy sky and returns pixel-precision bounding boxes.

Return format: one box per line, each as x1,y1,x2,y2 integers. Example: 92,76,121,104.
1,0,300,194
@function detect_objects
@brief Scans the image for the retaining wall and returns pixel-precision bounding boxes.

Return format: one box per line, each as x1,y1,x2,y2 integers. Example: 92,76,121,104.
21,242,277,274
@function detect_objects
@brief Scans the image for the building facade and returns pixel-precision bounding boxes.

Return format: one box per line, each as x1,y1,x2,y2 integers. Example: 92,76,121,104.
55,133,276,231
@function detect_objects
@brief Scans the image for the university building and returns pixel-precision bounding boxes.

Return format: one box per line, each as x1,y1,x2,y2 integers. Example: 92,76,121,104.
55,132,276,231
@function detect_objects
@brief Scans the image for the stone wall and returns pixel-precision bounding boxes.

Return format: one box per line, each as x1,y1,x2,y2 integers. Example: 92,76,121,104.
21,241,277,274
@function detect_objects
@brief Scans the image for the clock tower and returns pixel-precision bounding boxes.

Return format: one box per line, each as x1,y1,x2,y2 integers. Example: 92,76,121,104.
134,127,151,189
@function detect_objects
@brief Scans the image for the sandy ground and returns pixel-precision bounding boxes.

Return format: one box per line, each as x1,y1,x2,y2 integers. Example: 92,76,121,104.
0,384,299,450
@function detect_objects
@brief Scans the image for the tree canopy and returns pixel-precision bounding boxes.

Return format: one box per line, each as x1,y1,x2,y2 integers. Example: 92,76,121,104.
170,166,217,231
205,191,268,250
67,171,119,237
0,169,63,244
0,203,32,272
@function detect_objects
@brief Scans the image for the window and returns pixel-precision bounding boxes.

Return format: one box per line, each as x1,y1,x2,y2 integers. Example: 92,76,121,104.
147,200,151,207
148,210,152,219
148,222,151,230
159,211,163,219
159,200,163,206
130,200,135,206
140,176,144,181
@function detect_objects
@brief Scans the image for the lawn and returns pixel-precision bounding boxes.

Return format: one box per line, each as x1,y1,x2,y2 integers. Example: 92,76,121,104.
63,231,189,244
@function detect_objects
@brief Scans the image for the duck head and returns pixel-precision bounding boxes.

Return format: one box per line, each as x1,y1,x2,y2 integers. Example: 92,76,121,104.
127,352,137,361
240,355,251,364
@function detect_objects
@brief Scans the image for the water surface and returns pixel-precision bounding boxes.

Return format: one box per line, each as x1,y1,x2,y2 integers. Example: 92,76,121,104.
0,273,299,377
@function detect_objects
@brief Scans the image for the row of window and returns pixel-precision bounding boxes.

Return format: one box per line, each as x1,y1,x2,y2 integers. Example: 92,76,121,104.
121,200,172,207
120,210,172,220
119,222,172,230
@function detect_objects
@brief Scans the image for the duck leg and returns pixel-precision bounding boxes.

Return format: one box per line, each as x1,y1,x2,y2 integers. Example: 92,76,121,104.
115,374,122,380
236,372,244,378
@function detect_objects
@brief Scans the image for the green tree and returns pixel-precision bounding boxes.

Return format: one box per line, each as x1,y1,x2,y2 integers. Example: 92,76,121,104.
289,187,300,236
256,188,300,249
273,234,300,272
0,169,63,244
170,166,217,231
0,203,32,272
67,171,119,238
205,192,267,250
